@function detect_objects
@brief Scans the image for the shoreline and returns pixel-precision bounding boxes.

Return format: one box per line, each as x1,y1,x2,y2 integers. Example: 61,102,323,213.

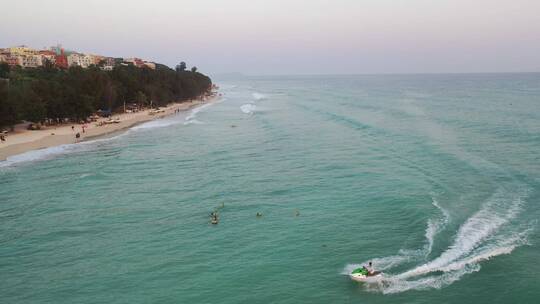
0,96,214,162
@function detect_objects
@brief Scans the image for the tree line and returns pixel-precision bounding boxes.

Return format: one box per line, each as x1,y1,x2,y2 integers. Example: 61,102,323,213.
0,61,212,129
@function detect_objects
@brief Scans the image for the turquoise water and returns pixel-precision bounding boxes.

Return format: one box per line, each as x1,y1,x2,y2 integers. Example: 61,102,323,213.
1,74,539,303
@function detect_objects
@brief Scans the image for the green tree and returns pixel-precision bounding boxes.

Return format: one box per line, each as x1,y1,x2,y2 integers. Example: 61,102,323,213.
176,61,187,72
0,63,9,79
191,66,198,73
135,91,147,106
1,59,211,125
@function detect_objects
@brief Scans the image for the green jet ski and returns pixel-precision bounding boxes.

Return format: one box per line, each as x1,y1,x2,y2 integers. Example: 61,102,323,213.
350,266,383,282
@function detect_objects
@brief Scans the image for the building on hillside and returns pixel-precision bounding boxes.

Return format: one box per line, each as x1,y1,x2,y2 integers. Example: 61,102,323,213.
39,50,57,65
67,53,80,67
21,55,43,68
82,54,95,67
104,57,116,66
100,65,114,71
91,54,105,65
4,55,22,67
123,57,145,68
9,45,38,56
67,53,94,68
143,62,156,69
98,57,115,71
55,49,68,69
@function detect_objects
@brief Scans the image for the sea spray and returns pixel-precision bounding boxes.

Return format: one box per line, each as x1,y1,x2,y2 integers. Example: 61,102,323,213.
252,92,266,101
352,186,530,294
397,187,526,279
424,198,451,256
240,104,256,114
343,196,451,276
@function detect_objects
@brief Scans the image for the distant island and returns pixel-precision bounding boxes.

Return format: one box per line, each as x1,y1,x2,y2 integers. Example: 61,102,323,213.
0,45,212,130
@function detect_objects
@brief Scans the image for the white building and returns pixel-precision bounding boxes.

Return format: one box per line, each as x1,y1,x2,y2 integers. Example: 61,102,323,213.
100,65,114,71
67,53,94,68
21,55,43,68
40,53,56,65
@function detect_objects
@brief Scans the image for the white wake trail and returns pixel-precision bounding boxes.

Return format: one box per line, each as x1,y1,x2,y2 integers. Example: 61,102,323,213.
343,197,450,275
344,187,531,294
424,198,451,256
397,187,525,280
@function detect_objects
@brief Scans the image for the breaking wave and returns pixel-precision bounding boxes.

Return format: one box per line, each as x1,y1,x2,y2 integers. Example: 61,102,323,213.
240,104,256,114
0,132,127,169
0,144,79,168
184,99,224,125
131,117,181,130
252,92,266,101
0,100,224,168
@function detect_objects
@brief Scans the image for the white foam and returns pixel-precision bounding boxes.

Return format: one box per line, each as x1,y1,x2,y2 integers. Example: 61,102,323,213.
439,228,530,273
371,264,481,294
425,198,451,255
0,100,224,168
0,144,78,168
371,233,526,294
343,197,451,277
252,92,266,101
79,173,94,179
185,103,213,122
132,99,222,130
240,104,256,114
344,187,530,294
131,118,180,130
0,132,128,169
398,187,525,279
184,119,205,125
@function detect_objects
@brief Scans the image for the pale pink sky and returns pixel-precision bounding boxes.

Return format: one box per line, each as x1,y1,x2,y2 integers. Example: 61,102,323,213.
2,0,539,75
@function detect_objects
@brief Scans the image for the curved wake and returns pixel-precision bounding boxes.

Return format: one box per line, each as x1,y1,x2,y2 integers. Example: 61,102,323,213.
344,188,531,294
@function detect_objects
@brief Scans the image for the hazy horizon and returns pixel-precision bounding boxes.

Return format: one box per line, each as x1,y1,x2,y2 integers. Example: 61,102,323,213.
2,0,539,75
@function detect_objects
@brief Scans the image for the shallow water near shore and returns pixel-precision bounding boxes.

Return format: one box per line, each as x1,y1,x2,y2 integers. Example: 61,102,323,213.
1,74,540,303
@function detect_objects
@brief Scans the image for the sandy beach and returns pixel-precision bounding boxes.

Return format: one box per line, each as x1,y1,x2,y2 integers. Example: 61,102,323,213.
0,98,211,161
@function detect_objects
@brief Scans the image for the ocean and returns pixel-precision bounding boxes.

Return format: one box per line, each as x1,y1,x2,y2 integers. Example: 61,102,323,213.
1,73,539,303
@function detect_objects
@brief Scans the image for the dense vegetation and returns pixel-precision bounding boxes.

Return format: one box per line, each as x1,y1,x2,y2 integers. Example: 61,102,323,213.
0,62,212,128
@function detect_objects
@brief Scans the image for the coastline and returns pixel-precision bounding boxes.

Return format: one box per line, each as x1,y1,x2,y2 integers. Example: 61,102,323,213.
0,97,213,161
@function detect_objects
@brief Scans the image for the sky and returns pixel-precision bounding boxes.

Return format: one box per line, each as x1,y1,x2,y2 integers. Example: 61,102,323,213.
1,0,540,75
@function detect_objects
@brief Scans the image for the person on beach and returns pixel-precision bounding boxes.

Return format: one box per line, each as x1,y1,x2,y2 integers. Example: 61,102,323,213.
75,132,80,139
71,125,74,131
0,134,5,142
